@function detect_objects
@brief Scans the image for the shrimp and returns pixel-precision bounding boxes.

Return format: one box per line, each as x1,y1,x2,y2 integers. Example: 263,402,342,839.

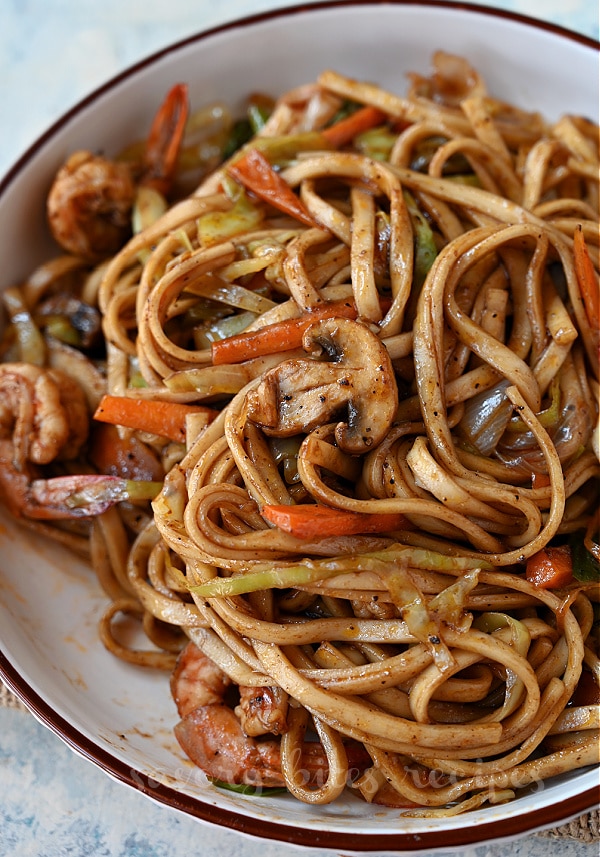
0,363,85,516
47,83,189,262
171,641,285,787
0,360,164,521
0,362,87,464
0,362,155,520
170,637,233,718
235,685,289,737
171,641,371,789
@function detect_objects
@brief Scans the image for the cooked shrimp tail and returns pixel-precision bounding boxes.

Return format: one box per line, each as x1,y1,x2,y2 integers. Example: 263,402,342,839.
175,704,286,788
141,83,189,196
236,684,289,737
0,363,161,520
24,474,162,520
46,83,189,261
171,642,370,790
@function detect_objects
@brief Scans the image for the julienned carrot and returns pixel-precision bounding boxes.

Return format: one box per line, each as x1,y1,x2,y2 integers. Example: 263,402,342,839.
531,472,551,490
525,545,574,589
573,225,600,330
321,105,388,149
261,504,406,539
228,148,318,227
94,395,219,444
210,298,359,365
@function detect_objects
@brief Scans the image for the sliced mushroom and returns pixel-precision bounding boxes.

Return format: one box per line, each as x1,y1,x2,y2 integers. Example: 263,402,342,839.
246,317,398,454
35,293,102,347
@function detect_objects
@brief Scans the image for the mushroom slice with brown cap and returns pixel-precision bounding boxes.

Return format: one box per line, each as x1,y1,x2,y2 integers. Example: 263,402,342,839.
246,317,398,454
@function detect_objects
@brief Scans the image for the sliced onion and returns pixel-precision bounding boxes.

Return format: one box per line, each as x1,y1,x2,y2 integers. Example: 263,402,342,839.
459,379,512,455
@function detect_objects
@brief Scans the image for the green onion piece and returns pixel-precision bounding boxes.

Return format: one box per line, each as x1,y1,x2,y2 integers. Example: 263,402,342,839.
403,191,437,288
569,530,600,583
208,777,287,796
507,375,561,433
222,118,254,160
247,103,271,134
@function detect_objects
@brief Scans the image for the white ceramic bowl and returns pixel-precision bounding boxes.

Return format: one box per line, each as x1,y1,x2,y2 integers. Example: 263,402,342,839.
0,2,598,853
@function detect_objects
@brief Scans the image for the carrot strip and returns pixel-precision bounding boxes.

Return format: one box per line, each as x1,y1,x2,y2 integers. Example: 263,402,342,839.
261,504,406,539
228,148,318,227
321,105,388,149
573,225,600,330
211,298,359,365
531,472,551,490
94,395,218,444
525,545,574,589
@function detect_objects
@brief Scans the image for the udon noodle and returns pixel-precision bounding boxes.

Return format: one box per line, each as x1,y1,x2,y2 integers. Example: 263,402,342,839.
1,52,598,813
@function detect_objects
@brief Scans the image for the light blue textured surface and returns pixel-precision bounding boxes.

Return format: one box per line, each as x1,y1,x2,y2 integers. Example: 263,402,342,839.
0,0,597,178
0,2,598,856
1,706,598,857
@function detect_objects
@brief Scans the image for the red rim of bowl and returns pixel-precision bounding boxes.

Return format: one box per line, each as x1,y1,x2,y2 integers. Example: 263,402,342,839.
0,1,598,851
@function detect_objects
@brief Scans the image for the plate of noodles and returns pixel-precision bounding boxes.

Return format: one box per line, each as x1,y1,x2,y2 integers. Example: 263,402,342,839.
0,1,598,852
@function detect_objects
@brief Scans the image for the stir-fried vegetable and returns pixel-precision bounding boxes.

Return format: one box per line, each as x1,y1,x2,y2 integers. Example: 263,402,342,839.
574,225,599,330
474,612,529,718
354,126,398,161
189,544,490,599
210,297,360,364
320,105,387,148
525,545,574,589
228,148,318,227
569,530,600,583
94,395,219,444
261,503,406,538
27,474,162,519
188,560,349,598
197,182,264,246
403,190,438,287
2,287,46,365
208,778,287,796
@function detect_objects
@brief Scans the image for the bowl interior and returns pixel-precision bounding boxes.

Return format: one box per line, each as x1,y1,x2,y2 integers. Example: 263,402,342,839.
0,3,598,852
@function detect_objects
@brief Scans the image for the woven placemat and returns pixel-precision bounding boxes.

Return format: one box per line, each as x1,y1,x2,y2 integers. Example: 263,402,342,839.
0,680,597,842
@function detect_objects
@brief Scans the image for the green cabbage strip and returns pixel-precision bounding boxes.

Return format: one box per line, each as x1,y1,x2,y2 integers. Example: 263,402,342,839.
187,544,489,598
